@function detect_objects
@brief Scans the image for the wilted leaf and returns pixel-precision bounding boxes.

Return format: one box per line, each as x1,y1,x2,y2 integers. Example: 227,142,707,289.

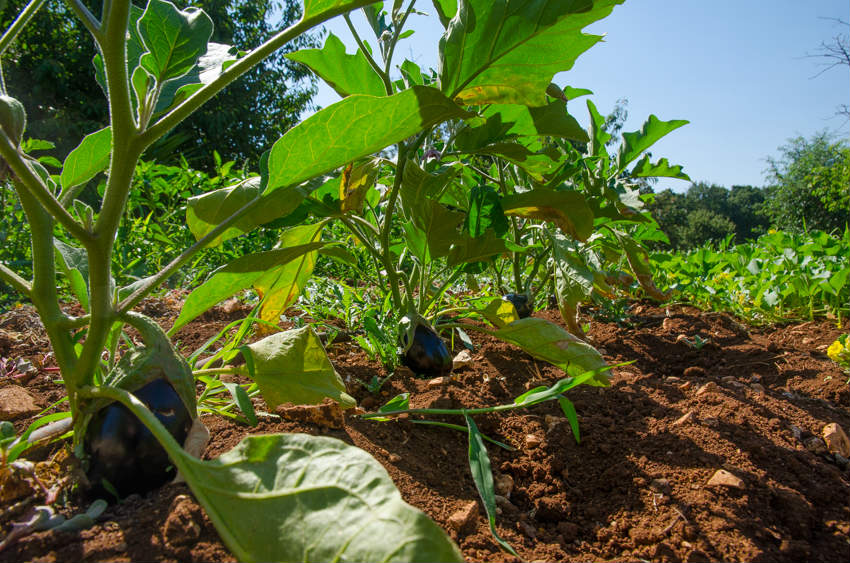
240,326,354,409
501,189,593,241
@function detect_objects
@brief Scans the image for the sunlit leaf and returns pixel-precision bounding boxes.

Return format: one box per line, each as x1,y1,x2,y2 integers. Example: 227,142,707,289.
502,188,593,241
60,127,111,190
170,243,325,334
616,114,689,172
630,155,691,181
286,33,386,98
265,86,471,195
440,0,624,106
138,0,213,83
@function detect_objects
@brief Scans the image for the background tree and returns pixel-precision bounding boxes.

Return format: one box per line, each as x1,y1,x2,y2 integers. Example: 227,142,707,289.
0,0,320,168
806,17,849,119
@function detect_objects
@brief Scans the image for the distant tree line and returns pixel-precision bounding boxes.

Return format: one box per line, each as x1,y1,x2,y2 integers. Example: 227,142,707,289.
645,131,849,250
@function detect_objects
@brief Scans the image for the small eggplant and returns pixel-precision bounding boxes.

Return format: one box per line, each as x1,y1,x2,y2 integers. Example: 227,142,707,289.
402,323,452,378
503,293,532,318
84,378,192,498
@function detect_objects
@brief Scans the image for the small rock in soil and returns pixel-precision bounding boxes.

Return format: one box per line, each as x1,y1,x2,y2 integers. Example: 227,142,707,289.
684,366,706,377
0,385,41,420
750,383,766,394
427,376,449,389
448,501,479,534
674,411,695,426
494,472,514,497
452,350,473,370
525,434,543,448
706,469,744,489
822,423,850,457
696,382,718,396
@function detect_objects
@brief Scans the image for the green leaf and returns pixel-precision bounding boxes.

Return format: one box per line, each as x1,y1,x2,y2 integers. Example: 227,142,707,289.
502,188,593,241
138,0,214,84
156,42,238,114
630,155,691,181
90,388,463,563
446,232,507,267
303,0,378,23
186,177,310,247
400,161,459,219
563,85,593,100
616,114,689,172
170,244,325,334
219,381,258,427
287,33,386,98
440,0,623,106
264,86,471,195
465,185,508,238
416,201,465,259
254,223,324,323
586,98,611,159
551,233,594,307
432,0,458,26
465,415,517,556
54,239,89,311
240,326,355,410
479,298,519,329
60,127,111,190
558,396,580,443
490,317,608,381
483,101,588,141
475,141,561,180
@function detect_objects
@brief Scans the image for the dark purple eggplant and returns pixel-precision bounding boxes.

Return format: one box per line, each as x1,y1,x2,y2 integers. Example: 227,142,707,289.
503,293,532,318
402,323,452,378
84,378,192,498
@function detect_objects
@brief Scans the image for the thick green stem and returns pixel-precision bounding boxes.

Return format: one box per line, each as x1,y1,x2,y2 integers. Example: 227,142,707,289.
64,0,102,40
12,182,78,411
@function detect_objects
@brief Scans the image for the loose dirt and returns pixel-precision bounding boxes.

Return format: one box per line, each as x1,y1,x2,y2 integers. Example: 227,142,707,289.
1,299,848,562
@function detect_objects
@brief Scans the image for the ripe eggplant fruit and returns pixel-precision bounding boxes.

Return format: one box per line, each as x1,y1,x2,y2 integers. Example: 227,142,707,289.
503,293,532,318
84,378,192,498
402,323,452,378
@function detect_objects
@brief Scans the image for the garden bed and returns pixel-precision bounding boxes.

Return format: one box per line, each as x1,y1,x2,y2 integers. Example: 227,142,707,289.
1,300,848,562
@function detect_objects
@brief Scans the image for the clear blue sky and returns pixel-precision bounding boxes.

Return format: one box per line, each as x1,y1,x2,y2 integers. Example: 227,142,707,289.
311,1,850,193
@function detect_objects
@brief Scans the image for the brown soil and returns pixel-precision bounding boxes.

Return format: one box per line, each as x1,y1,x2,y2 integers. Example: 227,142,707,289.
1,299,849,562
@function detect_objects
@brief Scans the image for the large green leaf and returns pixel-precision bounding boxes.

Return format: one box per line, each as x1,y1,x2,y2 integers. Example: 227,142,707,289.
240,326,354,409
264,86,471,195
170,244,324,334
476,142,561,180
138,0,213,84
615,114,689,172
186,177,309,246
400,161,460,219
490,317,608,381
465,185,508,238
439,0,624,106
501,188,593,241
286,33,386,97
447,232,507,267
416,201,465,259
60,127,111,190
483,101,588,141
83,387,463,563
254,224,324,323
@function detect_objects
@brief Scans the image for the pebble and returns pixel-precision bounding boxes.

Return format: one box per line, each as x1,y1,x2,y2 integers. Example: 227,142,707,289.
544,414,563,430
525,434,542,448
494,473,514,498
447,501,479,533
662,318,673,331
388,453,402,463
0,385,41,420
427,376,449,389
678,381,693,391
706,469,744,489
822,423,850,457
684,366,706,378
452,350,473,370
650,478,671,494
696,382,718,396
673,411,695,426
